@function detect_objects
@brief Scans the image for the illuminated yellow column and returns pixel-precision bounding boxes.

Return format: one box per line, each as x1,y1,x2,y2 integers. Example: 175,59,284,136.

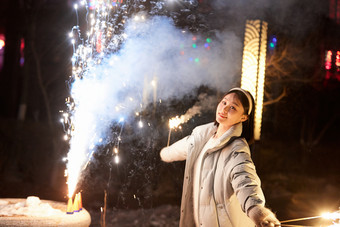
240,20,268,140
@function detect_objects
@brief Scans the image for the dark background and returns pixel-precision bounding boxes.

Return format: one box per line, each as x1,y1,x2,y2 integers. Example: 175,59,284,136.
0,0,339,225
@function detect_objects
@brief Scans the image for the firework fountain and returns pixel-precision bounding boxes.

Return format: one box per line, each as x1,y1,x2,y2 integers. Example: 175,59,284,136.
59,0,242,205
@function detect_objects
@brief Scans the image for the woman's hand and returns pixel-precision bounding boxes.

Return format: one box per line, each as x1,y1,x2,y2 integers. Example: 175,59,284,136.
248,205,281,227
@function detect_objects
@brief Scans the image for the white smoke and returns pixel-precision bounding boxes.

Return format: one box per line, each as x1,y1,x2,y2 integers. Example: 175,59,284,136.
66,15,241,192
168,93,218,130
71,15,241,142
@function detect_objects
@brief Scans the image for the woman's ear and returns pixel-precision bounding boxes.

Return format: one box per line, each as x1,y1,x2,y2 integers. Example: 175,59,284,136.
240,115,248,122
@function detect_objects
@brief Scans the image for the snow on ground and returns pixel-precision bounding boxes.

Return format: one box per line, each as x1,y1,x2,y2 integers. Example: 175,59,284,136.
0,196,64,217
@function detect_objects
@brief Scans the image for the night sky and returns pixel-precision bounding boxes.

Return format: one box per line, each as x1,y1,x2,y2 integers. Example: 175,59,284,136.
0,0,339,225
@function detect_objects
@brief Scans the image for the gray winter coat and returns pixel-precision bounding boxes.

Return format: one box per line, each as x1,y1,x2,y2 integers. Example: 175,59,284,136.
160,122,265,227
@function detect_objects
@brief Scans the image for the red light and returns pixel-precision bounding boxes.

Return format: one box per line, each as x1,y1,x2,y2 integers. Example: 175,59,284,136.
336,51,340,71
20,40,25,50
20,38,25,67
0,34,4,71
325,50,332,70
0,40,4,50
0,34,5,50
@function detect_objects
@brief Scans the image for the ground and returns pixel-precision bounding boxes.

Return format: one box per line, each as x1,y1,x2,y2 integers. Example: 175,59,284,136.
88,205,180,227
1,120,340,226
86,172,340,227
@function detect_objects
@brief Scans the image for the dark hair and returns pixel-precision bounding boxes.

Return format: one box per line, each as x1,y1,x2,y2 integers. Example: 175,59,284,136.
214,89,255,145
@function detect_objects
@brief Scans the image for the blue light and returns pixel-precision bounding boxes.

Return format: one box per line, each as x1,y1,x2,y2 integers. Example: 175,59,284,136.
268,35,277,50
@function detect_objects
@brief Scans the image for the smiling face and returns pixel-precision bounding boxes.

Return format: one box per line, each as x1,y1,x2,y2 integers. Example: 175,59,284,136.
216,92,248,131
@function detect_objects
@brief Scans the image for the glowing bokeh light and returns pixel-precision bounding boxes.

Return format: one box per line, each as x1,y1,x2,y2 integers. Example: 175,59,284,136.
322,211,340,220
169,116,182,129
240,20,268,140
325,50,332,70
0,40,5,50
336,51,340,71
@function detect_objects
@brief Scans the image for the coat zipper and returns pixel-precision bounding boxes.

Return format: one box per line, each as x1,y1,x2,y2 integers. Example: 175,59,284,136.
198,151,221,227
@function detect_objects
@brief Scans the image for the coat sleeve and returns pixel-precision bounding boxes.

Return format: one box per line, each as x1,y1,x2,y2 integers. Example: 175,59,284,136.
160,134,194,162
228,142,265,213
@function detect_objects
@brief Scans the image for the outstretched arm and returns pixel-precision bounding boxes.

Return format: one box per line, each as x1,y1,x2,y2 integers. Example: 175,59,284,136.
229,147,280,227
160,135,193,162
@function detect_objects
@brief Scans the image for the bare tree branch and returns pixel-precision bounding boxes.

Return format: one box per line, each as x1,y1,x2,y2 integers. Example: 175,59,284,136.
263,87,287,106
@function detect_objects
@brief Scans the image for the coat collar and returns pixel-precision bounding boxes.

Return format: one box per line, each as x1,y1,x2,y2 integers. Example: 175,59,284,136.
207,122,242,153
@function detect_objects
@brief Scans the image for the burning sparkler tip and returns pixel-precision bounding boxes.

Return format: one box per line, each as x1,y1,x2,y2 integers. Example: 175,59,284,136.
114,155,120,164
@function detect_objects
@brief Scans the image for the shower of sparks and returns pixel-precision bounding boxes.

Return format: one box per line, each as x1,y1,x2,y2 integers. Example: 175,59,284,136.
322,210,340,226
62,0,130,198
167,116,183,146
169,115,184,129
322,211,340,221
168,92,216,132
166,93,215,146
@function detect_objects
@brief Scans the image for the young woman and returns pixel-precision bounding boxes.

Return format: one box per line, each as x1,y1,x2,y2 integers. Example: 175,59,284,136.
160,88,280,227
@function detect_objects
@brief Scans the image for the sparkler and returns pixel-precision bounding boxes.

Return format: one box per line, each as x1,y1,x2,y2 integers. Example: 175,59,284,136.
100,191,107,227
167,94,214,146
280,216,322,224
280,225,313,227
278,210,340,227
167,128,171,147
166,94,213,146
167,116,183,146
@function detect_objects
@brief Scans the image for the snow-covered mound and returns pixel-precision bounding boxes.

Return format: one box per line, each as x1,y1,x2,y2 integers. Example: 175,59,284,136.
0,197,91,227
0,196,63,217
